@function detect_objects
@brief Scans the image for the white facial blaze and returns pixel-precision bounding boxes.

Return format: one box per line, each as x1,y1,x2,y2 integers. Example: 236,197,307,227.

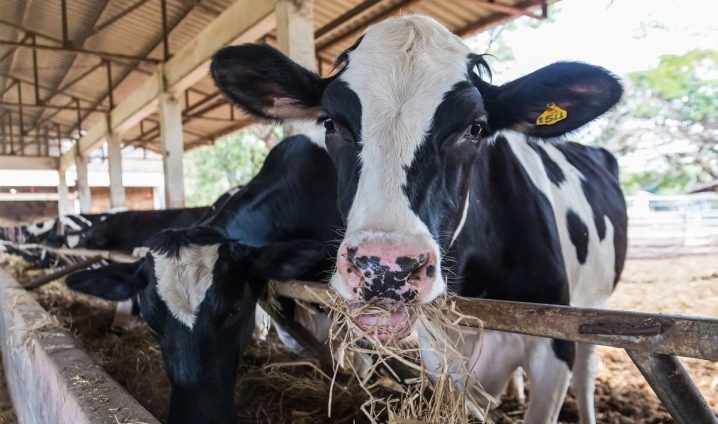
341,16,470,236
26,219,55,237
502,131,616,308
332,17,472,301
153,244,220,329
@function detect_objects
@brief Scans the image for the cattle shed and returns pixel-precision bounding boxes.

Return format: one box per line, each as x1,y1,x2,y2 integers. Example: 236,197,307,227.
0,0,551,220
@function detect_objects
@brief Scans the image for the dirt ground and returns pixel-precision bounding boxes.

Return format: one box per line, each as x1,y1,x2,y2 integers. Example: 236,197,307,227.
2,252,716,423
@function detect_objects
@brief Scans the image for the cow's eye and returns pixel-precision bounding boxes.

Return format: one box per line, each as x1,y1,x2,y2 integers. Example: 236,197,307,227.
222,304,243,327
469,122,483,138
322,118,335,132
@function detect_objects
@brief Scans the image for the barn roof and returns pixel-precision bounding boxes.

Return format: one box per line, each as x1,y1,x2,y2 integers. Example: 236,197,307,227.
0,0,551,166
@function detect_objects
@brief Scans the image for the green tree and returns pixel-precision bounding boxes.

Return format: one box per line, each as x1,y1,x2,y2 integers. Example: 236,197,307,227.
184,126,280,206
593,49,718,194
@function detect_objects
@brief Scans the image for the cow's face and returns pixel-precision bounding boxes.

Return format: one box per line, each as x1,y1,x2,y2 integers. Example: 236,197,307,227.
211,16,621,339
66,227,326,424
25,219,57,243
60,215,95,248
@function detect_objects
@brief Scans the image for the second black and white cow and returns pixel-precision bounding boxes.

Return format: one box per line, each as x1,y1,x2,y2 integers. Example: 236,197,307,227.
211,15,627,424
66,131,343,424
66,207,211,252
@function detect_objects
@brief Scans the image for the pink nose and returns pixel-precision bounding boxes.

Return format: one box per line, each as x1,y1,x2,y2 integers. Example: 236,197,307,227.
336,235,437,303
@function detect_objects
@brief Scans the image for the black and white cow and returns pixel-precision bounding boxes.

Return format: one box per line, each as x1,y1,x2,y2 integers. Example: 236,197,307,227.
66,207,211,252
211,15,627,423
23,213,111,248
66,132,344,424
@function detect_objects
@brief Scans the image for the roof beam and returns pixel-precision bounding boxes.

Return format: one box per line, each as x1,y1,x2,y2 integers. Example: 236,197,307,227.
0,18,64,44
474,0,546,20
457,0,552,37
66,0,208,152
26,0,112,140
0,154,58,170
60,0,276,170
0,40,161,64
316,0,419,49
0,101,108,113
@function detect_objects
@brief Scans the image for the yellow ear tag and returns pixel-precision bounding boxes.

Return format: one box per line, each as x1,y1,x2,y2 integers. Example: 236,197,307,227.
536,103,568,126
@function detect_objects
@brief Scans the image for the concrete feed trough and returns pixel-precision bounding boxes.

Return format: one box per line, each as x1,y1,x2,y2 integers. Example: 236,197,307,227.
0,268,159,424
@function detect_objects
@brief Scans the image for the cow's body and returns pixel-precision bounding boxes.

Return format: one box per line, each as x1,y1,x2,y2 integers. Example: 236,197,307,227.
67,132,344,424
211,15,627,423
417,134,626,421
71,207,210,252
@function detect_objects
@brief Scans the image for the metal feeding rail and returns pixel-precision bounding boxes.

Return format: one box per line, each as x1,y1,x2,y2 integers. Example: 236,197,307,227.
13,245,718,424
273,281,718,424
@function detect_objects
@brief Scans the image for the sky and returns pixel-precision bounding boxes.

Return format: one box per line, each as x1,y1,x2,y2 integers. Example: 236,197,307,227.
466,0,718,82
464,0,718,177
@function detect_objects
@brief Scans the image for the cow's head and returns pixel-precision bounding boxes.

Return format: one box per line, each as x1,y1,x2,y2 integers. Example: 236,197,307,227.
60,215,95,248
211,15,621,339
66,227,326,424
24,219,57,243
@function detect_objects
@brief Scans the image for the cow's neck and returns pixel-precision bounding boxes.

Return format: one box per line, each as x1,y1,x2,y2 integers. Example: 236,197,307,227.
447,135,570,304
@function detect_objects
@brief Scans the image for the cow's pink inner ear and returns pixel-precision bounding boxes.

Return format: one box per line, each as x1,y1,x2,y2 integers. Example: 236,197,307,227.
274,97,301,106
268,98,320,119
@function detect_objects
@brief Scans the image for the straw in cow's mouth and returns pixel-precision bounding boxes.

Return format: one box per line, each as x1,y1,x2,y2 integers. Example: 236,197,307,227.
327,290,497,423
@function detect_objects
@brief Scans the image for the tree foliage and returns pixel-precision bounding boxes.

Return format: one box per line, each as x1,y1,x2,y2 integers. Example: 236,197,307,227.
184,126,280,206
594,49,718,194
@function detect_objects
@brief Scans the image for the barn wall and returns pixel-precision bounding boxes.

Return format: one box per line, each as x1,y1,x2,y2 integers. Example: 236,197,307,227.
0,201,57,226
89,187,155,212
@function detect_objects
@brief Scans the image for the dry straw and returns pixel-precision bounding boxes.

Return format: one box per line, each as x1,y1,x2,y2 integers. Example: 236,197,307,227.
325,289,497,424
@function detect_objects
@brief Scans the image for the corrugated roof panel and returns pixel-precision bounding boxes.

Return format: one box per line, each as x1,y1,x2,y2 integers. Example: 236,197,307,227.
0,0,553,157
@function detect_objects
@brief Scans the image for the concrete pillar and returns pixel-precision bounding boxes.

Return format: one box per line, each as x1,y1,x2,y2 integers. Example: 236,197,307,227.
57,169,71,216
74,155,91,213
159,92,185,208
276,0,316,137
107,132,125,209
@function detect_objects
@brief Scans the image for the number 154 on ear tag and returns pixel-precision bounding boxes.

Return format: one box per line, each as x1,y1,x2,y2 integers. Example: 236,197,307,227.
536,103,568,126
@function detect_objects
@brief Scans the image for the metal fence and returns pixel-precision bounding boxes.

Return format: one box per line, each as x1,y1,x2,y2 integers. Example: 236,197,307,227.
627,192,718,258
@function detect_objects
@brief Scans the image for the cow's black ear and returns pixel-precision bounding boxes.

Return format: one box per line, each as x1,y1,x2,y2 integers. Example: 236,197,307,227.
66,260,147,301
246,239,327,281
475,62,622,138
211,44,326,121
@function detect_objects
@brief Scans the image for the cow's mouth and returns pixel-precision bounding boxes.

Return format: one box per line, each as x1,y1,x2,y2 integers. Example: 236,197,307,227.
348,304,415,342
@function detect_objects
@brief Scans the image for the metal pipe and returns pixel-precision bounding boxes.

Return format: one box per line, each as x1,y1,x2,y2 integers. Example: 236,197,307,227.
161,0,169,61
105,60,114,109
60,0,69,46
7,111,13,154
75,98,82,138
16,81,23,153
627,350,717,424
23,256,104,290
271,281,718,361
31,34,40,105
0,40,161,64
0,101,108,113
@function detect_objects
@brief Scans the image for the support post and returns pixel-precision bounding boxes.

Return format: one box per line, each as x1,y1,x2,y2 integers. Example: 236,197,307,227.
57,168,71,216
626,351,717,424
74,154,91,212
106,128,125,209
31,34,40,105
61,0,69,46
158,91,184,208
16,81,24,154
275,0,315,138
0,113,5,155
